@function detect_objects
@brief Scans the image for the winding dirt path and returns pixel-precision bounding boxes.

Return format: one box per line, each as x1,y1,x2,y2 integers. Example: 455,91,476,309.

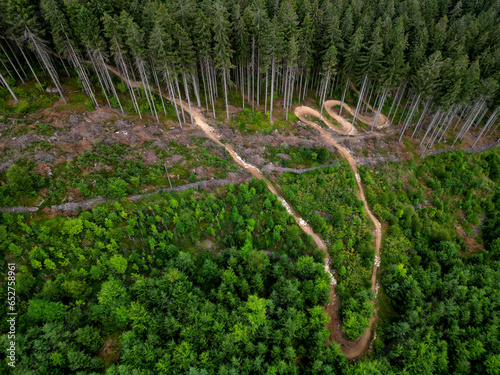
80,64,378,358
295,105,382,359
322,99,389,133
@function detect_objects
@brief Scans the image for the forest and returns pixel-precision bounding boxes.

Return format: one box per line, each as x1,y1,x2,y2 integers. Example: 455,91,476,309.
0,0,500,374
0,0,499,146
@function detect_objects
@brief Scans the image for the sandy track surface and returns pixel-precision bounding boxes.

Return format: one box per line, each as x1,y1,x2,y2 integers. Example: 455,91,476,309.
294,106,382,359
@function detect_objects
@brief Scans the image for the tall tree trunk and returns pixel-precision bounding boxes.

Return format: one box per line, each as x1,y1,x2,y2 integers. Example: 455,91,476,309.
390,81,408,124
16,40,43,90
372,87,389,131
425,110,447,149
473,107,488,131
339,77,349,116
364,82,375,113
437,105,458,143
163,67,182,128
192,71,201,107
0,71,18,102
319,72,331,120
352,75,368,126
399,93,421,142
152,66,167,116
87,47,111,108
265,68,268,115
182,72,194,124
223,68,229,120
201,62,209,111
0,43,25,83
412,98,431,137
473,108,499,148
452,100,484,146
240,65,244,109
420,108,442,145
270,57,275,123
175,77,186,124
6,40,28,79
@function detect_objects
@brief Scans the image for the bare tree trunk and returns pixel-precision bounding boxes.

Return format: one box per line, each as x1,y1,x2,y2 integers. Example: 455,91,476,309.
427,106,452,149
257,53,260,107
352,75,368,126
87,47,111,108
389,81,408,124
364,82,375,113
420,108,442,146
0,53,15,80
152,66,167,116
437,105,458,143
270,57,275,123
240,65,244,109
265,67,268,114
205,58,216,118
412,97,431,137
452,100,484,146
0,71,18,102
399,93,421,142
339,77,349,116
473,107,488,131
163,68,182,128
16,40,43,90
453,104,469,131
472,108,498,148
201,61,209,111
182,72,194,124
319,72,331,120
372,87,389,131
0,43,25,83
6,41,28,79
192,71,201,107
302,72,308,101
175,77,186,123
223,68,229,120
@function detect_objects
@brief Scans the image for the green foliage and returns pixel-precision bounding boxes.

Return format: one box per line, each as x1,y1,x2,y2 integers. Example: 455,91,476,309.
1,181,345,373
6,164,33,197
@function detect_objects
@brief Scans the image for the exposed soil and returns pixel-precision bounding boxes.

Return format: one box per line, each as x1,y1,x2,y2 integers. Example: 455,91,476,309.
295,104,382,359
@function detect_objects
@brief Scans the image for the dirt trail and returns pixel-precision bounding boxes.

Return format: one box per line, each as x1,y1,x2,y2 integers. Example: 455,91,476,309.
323,99,389,132
187,105,331,256
76,64,374,357
295,106,382,359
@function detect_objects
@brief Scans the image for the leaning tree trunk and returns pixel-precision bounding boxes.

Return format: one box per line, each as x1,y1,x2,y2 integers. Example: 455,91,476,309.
472,107,488,131
472,108,498,148
352,75,368,126
162,67,182,129
0,71,18,102
174,76,187,124
181,72,194,124
437,105,458,143
399,93,421,143
0,43,25,83
319,72,331,120
371,87,389,131
24,28,66,103
420,108,442,146
6,40,28,80
452,100,485,146
339,77,350,116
